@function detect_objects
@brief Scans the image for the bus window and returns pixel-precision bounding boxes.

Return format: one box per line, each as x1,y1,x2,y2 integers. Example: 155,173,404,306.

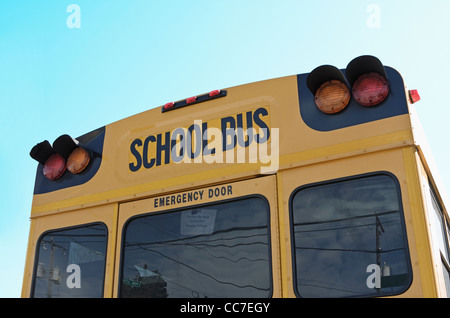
428,186,450,296
290,173,412,298
120,197,271,298
31,223,107,298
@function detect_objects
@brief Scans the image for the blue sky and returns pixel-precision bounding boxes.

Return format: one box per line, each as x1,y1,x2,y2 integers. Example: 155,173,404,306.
1,0,450,297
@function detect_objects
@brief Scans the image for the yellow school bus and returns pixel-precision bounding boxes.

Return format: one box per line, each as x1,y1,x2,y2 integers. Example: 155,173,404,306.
23,55,450,298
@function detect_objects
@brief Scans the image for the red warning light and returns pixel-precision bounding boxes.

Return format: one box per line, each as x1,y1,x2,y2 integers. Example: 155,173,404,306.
43,153,66,181
352,72,389,106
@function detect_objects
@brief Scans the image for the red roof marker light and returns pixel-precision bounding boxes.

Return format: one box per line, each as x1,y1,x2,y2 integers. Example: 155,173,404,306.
209,89,221,97
161,89,227,113
164,102,174,110
409,89,420,104
186,96,197,104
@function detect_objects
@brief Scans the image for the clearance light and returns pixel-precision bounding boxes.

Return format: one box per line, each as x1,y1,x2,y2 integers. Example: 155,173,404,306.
186,96,197,104
346,55,389,107
409,89,420,104
209,89,221,97
161,90,227,113
307,65,350,114
164,102,174,110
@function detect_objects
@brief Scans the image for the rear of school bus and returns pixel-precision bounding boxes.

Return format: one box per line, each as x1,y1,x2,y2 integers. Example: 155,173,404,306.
22,55,449,298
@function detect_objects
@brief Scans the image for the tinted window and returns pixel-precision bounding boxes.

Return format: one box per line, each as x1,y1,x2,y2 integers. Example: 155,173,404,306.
291,174,411,297
120,197,271,298
32,223,107,298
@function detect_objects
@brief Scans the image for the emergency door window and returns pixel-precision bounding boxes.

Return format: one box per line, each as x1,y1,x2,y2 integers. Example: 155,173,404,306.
32,223,107,298
291,173,411,298
120,197,271,298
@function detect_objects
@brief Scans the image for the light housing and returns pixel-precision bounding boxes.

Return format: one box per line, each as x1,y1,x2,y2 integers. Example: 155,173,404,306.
53,134,78,159
307,65,350,114
30,140,67,181
30,140,55,166
30,135,92,181
161,90,227,113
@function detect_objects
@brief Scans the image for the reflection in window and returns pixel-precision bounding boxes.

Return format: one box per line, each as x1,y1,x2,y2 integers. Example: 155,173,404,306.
291,174,411,297
120,197,271,298
428,186,450,296
32,223,107,298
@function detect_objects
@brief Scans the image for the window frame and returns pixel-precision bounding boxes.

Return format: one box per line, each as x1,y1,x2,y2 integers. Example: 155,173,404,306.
429,185,450,262
288,171,413,298
118,194,274,298
428,183,450,296
30,222,108,298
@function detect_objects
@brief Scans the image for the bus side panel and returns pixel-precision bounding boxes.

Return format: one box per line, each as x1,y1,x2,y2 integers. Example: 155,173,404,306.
415,151,449,297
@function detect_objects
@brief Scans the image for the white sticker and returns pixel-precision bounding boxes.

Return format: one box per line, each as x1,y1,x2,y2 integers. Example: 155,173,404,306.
180,209,217,235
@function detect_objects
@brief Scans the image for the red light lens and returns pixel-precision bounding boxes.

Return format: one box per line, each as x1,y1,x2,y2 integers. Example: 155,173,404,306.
209,90,220,97
186,96,197,104
43,153,66,180
164,102,174,110
352,72,389,106
409,89,420,103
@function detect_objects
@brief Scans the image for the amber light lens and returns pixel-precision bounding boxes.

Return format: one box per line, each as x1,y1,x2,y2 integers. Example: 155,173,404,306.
67,147,91,174
315,80,351,114
352,72,389,106
43,153,66,180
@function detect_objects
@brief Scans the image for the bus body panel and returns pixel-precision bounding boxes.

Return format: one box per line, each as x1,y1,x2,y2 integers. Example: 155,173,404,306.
23,57,449,298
